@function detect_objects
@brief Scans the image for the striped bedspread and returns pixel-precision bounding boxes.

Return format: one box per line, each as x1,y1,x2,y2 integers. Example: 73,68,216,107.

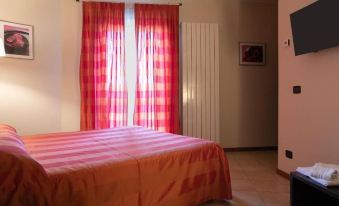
23,126,232,206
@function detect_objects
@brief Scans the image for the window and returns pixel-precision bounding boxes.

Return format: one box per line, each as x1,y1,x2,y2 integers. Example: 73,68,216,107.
124,5,137,126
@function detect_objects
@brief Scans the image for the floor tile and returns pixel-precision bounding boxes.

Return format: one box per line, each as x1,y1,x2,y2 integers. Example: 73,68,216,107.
232,179,256,191
259,192,290,206
230,169,248,180
227,190,267,206
250,179,290,193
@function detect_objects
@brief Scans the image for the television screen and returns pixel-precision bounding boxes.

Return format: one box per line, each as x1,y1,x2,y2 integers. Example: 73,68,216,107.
290,1,339,56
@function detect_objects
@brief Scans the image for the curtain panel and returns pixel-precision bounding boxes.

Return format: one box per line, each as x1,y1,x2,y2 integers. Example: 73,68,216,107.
134,4,180,134
80,2,127,130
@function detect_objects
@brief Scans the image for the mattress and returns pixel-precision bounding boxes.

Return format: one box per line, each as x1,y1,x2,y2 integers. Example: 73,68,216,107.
2,126,232,206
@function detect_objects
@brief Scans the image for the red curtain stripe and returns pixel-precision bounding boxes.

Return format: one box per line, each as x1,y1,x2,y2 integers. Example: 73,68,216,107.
80,2,127,130
134,4,180,134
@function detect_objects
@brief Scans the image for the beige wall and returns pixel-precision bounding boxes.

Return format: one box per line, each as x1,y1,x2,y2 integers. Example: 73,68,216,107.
0,0,278,149
279,0,339,173
0,0,62,135
222,0,278,148
60,0,82,132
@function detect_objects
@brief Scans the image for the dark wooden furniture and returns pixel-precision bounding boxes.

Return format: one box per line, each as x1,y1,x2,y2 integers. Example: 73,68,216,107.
291,172,339,206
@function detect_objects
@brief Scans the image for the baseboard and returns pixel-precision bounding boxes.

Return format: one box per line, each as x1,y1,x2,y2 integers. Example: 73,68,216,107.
223,146,278,152
276,169,290,180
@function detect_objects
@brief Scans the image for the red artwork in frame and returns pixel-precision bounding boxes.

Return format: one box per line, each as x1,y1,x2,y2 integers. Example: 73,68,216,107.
239,43,266,66
0,20,34,59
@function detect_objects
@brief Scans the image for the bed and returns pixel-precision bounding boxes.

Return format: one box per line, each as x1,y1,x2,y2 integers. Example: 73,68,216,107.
0,125,232,206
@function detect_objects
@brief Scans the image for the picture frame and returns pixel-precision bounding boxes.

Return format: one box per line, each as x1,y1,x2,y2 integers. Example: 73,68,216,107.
239,42,266,66
0,20,34,59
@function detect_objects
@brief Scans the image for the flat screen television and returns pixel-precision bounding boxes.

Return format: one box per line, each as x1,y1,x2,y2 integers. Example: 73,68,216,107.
290,1,339,56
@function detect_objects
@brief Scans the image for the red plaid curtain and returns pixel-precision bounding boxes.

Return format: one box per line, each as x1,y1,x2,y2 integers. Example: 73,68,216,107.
134,4,180,134
80,2,127,130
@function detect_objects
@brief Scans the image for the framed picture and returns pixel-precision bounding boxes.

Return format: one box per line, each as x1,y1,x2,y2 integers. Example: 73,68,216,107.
239,43,266,66
0,20,33,59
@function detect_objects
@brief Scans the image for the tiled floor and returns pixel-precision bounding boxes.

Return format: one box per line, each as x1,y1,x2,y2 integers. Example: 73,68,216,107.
201,151,290,206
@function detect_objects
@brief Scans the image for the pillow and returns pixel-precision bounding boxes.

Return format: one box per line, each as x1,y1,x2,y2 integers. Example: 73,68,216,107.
0,124,17,133
0,126,25,155
0,125,51,206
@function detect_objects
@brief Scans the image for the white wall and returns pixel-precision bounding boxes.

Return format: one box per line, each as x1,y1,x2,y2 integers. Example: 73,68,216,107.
279,0,339,173
0,0,62,135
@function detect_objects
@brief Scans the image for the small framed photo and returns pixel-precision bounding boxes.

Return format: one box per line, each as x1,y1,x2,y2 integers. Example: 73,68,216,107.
239,43,266,66
0,20,34,59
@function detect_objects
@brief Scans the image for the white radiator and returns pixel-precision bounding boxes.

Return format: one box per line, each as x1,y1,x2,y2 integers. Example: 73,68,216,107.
181,23,220,143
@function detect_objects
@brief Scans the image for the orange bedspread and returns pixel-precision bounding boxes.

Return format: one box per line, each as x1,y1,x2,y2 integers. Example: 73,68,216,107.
22,126,232,206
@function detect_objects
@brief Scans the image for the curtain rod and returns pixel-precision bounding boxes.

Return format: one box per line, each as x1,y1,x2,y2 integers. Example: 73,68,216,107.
75,0,182,6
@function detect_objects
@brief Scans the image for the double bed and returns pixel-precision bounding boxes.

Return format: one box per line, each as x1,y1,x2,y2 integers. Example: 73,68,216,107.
0,125,232,206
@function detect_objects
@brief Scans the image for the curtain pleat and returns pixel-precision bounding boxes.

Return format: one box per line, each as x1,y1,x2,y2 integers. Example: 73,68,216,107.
80,2,127,130
134,4,180,134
